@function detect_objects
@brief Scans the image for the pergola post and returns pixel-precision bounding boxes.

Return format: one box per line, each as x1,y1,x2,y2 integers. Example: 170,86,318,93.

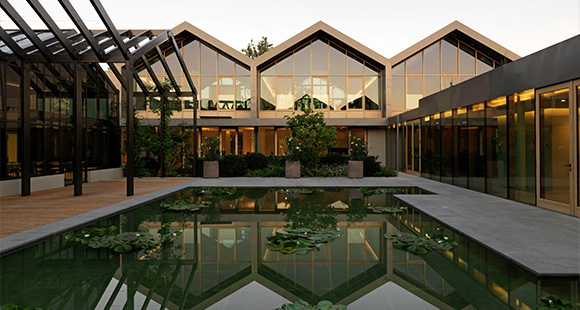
159,94,166,177
125,61,134,196
73,62,83,196
20,61,31,196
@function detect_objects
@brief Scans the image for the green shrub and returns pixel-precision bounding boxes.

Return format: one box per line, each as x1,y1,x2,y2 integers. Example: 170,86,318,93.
315,164,348,177
266,155,286,167
320,152,348,166
245,165,285,177
363,156,382,176
374,166,398,177
219,155,248,177
244,152,269,171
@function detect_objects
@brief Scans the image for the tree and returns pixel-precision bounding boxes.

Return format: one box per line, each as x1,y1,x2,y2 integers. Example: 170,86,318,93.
241,36,273,59
284,109,337,171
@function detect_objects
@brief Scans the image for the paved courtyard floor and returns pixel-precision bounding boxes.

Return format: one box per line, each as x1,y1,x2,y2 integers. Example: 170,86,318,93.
1,175,578,278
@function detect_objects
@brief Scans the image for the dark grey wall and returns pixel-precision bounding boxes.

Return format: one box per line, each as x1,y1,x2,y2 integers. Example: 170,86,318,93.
389,34,580,124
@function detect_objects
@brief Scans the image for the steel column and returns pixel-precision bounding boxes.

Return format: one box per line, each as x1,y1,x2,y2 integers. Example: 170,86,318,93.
20,62,31,196
73,62,83,196
125,61,134,196
159,94,166,178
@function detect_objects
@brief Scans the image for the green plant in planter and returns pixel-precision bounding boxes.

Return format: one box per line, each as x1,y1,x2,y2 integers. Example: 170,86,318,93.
267,228,342,255
200,136,220,161
348,135,368,161
161,199,210,212
283,109,337,169
384,232,458,255
276,300,347,310
538,295,576,310
367,202,407,213
0,304,50,310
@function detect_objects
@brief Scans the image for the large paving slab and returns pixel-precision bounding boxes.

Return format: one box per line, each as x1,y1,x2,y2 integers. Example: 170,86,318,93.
1,176,578,278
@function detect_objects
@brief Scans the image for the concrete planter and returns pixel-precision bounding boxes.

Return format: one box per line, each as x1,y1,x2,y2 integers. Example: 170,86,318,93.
348,160,364,179
285,161,301,179
203,161,219,178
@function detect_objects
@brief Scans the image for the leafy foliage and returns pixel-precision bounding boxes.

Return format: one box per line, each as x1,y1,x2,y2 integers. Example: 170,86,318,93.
367,202,407,213
267,228,342,255
0,304,50,310
201,136,220,161
161,199,210,212
374,166,398,177
241,36,273,59
348,135,368,161
65,224,181,254
313,164,348,177
243,152,269,171
363,156,382,176
198,187,237,196
384,231,458,255
219,154,248,177
360,187,406,196
244,165,285,177
538,295,576,310
276,300,347,310
279,188,325,195
319,152,348,166
284,109,337,169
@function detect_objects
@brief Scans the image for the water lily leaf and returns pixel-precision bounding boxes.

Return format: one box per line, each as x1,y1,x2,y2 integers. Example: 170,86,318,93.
281,247,297,254
414,246,428,255
268,244,284,251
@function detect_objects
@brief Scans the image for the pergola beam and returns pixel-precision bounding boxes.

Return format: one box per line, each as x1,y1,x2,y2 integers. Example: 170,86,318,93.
141,55,163,92
27,0,78,59
0,0,53,61
89,0,130,60
0,28,25,60
59,0,105,61
155,46,181,96
130,31,170,62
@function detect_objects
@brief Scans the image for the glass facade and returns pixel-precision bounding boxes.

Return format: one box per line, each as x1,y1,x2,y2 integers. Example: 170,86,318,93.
135,39,251,115
392,37,502,114
388,90,542,206
259,39,382,113
0,62,120,183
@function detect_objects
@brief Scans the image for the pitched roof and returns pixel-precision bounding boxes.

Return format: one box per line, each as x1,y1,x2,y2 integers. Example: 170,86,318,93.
390,20,520,66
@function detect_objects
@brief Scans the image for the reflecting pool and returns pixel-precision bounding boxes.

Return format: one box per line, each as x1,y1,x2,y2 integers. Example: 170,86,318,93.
0,187,578,309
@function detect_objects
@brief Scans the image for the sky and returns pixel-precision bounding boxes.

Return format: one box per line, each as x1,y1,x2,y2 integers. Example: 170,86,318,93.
1,0,579,59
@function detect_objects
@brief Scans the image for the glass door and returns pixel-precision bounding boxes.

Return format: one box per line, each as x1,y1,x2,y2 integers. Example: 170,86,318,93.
536,83,576,215
405,121,421,176
575,81,580,216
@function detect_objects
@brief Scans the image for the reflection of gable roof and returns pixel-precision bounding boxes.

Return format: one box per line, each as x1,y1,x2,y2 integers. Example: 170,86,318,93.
171,21,252,68
390,20,520,66
255,21,390,71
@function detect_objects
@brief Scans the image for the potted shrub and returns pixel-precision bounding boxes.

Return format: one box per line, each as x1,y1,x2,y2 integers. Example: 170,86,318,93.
348,136,367,179
283,109,337,178
201,136,220,178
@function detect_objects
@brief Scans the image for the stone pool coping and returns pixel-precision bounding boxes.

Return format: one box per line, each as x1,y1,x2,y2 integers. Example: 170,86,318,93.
1,176,578,278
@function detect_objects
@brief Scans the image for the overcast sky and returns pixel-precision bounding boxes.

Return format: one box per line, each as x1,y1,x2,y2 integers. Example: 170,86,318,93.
2,0,579,58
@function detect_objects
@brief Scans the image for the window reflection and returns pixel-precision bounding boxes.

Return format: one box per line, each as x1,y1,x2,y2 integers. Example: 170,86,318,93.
200,43,217,76
260,39,382,112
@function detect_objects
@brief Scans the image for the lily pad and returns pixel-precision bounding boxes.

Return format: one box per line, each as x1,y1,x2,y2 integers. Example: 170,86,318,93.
267,228,342,255
384,231,457,255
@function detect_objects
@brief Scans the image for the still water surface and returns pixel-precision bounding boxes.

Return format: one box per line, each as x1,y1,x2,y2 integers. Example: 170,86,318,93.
0,187,577,309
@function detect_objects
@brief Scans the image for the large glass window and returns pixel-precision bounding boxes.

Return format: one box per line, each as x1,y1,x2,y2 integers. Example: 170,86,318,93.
260,39,382,112
392,76,405,113
424,42,440,75
468,103,486,192
441,110,453,184
406,53,422,75
486,97,508,198
540,88,570,204
406,77,422,110
508,90,535,205
459,43,476,75
454,107,468,188
442,38,458,75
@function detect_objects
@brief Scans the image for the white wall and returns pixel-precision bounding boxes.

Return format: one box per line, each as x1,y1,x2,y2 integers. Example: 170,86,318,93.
0,174,65,197
367,128,386,166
